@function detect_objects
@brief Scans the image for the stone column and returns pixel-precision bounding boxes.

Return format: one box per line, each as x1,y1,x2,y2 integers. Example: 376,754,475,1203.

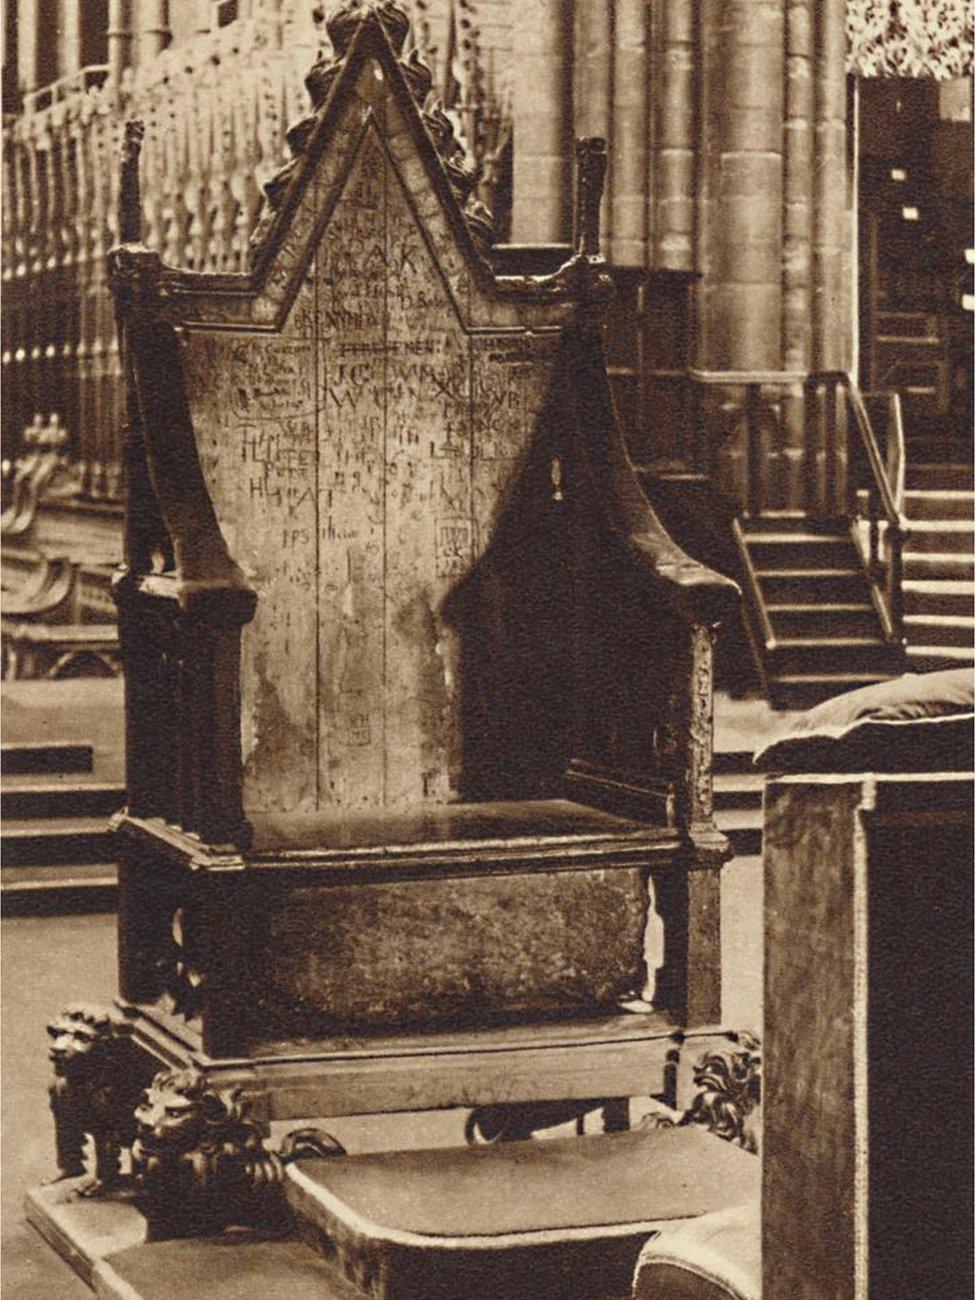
139,0,171,63
700,0,784,370
17,0,40,93
510,0,573,244
610,0,648,267
781,0,814,507
107,0,134,84
58,0,83,78
573,2,613,254
812,0,848,372
655,0,696,273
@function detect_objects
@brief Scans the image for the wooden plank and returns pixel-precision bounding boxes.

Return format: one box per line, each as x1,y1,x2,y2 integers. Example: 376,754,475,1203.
316,129,387,811
381,138,471,808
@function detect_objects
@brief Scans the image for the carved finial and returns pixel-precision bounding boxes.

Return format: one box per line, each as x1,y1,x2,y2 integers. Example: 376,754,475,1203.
119,119,145,244
574,137,608,259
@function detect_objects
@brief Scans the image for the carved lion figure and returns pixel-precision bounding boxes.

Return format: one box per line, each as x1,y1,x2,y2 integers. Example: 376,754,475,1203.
130,1068,343,1240
47,1004,141,1191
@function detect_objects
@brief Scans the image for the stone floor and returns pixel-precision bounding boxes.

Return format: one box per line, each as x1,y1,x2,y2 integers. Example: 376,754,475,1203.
1,679,770,1296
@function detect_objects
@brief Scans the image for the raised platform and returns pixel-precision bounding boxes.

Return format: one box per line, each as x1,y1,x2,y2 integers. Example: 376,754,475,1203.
28,1125,760,1299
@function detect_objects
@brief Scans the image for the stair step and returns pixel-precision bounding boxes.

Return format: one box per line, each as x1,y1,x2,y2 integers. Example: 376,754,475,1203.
757,569,870,603
902,519,974,553
740,515,836,535
769,672,901,709
2,817,116,867
767,603,880,638
902,579,974,616
905,645,975,671
903,614,975,647
747,537,853,570
1,863,117,916
713,750,755,776
903,552,975,581
0,781,124,820
903,489,974,522
906,463,974,491
714,772,764,810
768,637,901,675
0,741,93,776
713,808,762,856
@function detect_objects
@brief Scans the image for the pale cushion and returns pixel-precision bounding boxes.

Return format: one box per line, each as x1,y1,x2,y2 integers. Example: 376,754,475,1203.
633,1201,760,1300
754,668,974,773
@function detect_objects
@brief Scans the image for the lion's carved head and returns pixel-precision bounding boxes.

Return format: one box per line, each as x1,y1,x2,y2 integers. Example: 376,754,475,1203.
131,1069,258,1167
47,1006,134,1080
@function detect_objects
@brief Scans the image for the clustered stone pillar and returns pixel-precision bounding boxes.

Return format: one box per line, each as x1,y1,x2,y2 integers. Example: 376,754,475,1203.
510,0,574,244
812,0,849,373
654,0,696,273
502,0,854,507
700,0,785,371
610,0,648,267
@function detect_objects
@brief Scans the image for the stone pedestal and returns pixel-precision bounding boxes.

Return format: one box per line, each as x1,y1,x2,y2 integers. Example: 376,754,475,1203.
763,772,973,1298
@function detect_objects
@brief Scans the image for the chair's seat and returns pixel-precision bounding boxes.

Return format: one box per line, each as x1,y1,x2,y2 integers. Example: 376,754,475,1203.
249,797,671,868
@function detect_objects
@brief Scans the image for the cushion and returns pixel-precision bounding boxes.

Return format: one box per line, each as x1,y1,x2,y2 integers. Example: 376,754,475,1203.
632,1201,760,1300
754,668,974,774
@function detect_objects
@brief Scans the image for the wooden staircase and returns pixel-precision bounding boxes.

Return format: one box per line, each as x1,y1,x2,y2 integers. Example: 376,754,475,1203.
902,459,975,671
0,739,121,913
736,514,905,709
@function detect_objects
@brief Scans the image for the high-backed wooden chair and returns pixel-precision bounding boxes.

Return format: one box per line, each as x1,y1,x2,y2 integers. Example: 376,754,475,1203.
99,2,738,1135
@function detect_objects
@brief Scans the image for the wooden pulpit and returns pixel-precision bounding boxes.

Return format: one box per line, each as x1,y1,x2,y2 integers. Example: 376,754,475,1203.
99,2,738,1132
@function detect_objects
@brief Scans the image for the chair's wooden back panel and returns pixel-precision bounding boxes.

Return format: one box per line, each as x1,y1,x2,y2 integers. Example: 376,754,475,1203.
180,102,561,816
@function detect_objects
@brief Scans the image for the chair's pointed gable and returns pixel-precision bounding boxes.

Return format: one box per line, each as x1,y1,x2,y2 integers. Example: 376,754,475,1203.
164,5,509,335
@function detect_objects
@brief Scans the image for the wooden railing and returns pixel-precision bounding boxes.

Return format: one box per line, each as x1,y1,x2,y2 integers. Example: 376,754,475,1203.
847,383,905,641
684,368,905,641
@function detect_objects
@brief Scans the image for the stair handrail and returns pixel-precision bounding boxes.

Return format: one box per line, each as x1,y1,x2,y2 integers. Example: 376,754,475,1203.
841,374,905,642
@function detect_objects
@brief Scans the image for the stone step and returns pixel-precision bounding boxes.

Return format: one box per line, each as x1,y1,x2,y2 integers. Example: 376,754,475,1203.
1,863,117,916
903,551,975,582
0,740,93,776
713,808,763,857
903,489,974,522
903,613,975,647
713,772,764,811
905,645,975,672
0,779,124,820
284,1126,760,1300
768,672,901,711
901,519,974,553
902,579,974,617
746,536,854,570
756,569,870,604
739,514,838,535
766,603,880,639
712,749,755,776
905,463,974,491
2,816,116,867
767,637,900,676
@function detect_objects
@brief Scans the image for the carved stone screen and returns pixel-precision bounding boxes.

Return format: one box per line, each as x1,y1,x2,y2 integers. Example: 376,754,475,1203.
179,72,569,816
